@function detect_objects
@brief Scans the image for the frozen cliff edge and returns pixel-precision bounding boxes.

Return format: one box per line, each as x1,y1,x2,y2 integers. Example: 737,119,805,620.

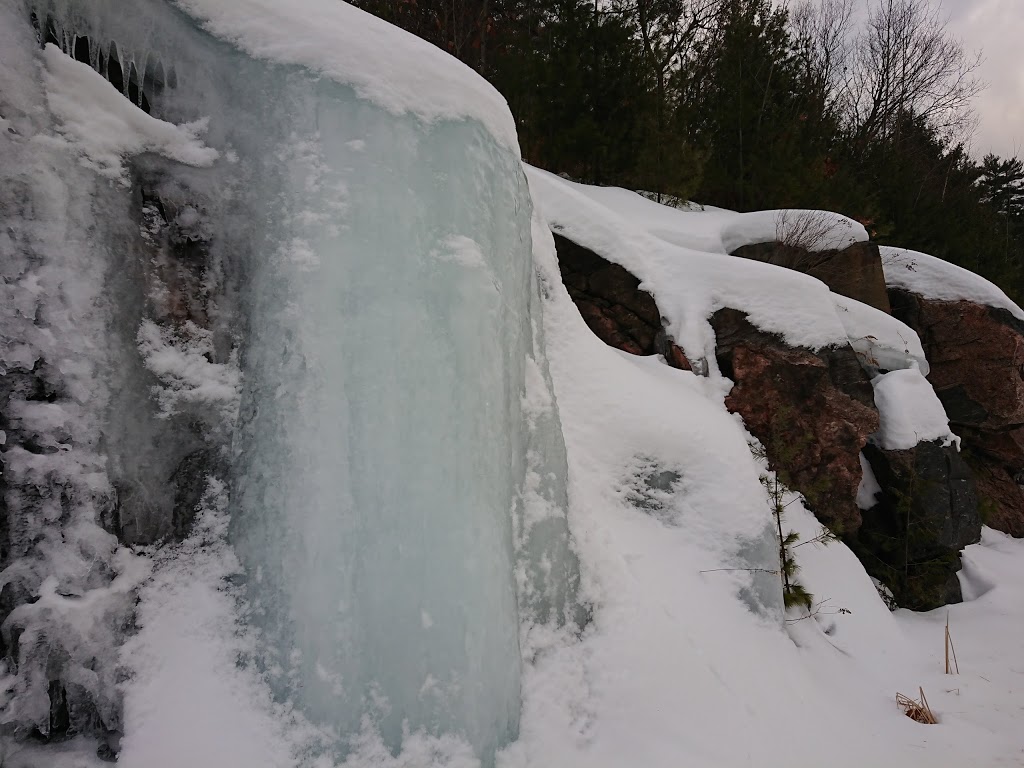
1,1,578,765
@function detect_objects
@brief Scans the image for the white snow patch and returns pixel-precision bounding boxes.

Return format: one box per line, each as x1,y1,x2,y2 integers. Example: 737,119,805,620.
881,246,1024,320
525,166,851,358
832,294,929,374
721,209,868,253
137,319,240,423
856,453,882,510
872,365,960,450
41,45,218,181
173,0,520,153
434,235,487,269
118,480,294,768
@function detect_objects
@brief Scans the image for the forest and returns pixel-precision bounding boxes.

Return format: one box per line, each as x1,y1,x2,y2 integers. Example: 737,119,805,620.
351,0,1024,302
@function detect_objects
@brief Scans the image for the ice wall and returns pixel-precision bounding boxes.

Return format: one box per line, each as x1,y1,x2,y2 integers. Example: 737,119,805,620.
3,0,580,763
230,85,533,759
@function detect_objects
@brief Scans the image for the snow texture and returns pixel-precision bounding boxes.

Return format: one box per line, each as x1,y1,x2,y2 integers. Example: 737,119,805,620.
881,245,1024,320
172,0,520,153
872,365,960,451
525,167,853,361
0,4,151,739
856,452,882,510
118,481,293,768
832,294,929,374
42,44,217,181
720,208,868,253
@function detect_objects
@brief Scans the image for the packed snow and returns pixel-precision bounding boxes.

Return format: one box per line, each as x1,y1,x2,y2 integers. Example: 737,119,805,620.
41,44,218,180
525,166,853,361
881,246,1024,320
720,208,869,253
871,365,960,451
173,0,520,152
514,190,1022,768
832,294,929,374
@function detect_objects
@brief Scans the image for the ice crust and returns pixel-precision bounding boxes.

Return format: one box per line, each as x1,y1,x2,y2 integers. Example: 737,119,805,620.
4,1,579,765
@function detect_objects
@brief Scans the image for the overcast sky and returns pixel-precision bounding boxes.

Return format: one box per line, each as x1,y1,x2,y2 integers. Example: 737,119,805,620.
946,0,1023,159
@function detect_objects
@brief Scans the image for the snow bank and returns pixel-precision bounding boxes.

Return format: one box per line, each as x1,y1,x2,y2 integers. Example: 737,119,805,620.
720,209,868,253
118,481,293,768
872,365,959,450
173,0,520,152
881,246,1024,320
42,45,218,180
512,188,1020,767
832,294,928,374
525,166,852,359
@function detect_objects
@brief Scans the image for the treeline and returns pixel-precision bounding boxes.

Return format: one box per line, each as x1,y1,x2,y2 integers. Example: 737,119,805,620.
352,0,1024,300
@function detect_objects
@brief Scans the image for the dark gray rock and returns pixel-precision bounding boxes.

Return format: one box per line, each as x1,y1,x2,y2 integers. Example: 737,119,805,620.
856,440,981,610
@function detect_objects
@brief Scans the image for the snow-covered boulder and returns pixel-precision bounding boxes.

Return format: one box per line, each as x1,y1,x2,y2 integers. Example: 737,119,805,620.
885,249,1024,537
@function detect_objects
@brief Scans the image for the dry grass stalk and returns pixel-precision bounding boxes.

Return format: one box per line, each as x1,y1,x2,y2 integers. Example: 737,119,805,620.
896,687,938,724
944,613,960,674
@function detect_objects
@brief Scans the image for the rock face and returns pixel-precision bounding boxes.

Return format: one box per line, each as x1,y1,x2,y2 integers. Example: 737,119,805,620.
552,231,982,609
553,234,691,369
890,289,1024,537
858,441,981,609
711,308,879,535
733,240,891,314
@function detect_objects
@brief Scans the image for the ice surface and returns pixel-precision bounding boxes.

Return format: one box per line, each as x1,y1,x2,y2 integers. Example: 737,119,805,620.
5,1,1023,766
0,1,156,738
229,92,530,760
4,1,580,764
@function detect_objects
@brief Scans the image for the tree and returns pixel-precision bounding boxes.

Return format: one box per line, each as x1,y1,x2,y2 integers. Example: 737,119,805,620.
842,0,983,147
977,154,1024,218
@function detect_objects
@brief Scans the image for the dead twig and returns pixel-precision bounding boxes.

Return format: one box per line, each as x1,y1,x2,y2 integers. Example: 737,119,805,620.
896,688,938,724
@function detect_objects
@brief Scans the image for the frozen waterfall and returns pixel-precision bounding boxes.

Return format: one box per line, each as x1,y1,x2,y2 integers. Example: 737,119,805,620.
0,0,581,764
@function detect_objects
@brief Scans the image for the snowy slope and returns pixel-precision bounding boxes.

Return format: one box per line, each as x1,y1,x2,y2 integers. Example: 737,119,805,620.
517,183,1024,768
526,167,925,378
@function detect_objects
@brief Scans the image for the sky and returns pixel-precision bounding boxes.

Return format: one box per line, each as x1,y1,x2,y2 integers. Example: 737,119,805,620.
947,0,1023,159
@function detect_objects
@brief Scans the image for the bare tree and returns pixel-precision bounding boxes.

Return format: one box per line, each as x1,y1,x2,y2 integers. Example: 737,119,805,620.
842,0,984,145
790,0,855,119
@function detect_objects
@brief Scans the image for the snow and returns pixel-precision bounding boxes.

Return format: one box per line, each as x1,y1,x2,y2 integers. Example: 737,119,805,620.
720,208,869,253
525,166,853,360
895,528,1024,761
118,481,294,768
3,2,1023,766
872,365,960,451
41,45,218,181
136,319,240,423
506,196,1022,768
881,246,1024,320
857,452,882,510
173,0,520,153
557,182,867,254
832,294,929,374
